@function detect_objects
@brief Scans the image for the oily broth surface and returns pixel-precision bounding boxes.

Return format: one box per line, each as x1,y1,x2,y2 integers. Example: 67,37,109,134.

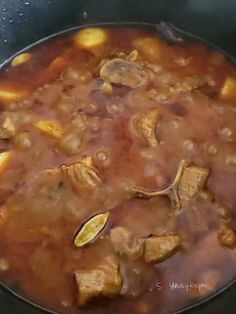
0,26,235,314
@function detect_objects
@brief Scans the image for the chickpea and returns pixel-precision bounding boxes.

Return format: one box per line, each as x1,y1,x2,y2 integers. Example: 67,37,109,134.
85,102,98,114
199,190,214,202
53,96,74,115
61,299,72,308
106,103,121,116
170,120,180,129
207,144,218,156
182,139,196,151
61,67,92,85
219,127,234,141
7,102,19,112
96,151,108,161
59,132,82,156
216,205,231,221
71,113,87,131
61,67,80,81
96,150,110,166
225,153,236,168
13,132,32,151
174,57,190,66
0,258,9,272
89,117,100,132
80,72,92,84
20,112,33,125
101,81,113,95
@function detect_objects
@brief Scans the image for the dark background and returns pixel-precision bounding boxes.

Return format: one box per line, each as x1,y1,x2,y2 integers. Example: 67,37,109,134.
0,0,235,313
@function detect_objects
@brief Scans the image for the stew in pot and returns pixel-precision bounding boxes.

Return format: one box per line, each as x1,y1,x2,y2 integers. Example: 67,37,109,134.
0,25,235,314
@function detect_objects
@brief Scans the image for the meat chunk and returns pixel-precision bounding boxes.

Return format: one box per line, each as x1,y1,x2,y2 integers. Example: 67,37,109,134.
217,224,236,249
100,58,148,88
110,227,144,260
178,166,209,203
0,117,16,139
61,155,101,189
74,256,122,306
133,108,161,147
144,235,181,263
170,76,206,94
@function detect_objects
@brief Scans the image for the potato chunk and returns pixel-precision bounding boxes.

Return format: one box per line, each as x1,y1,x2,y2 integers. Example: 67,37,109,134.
144,235,181,263
0,87,26,102
35,120,63,139
134,108,161,147
100,58,148,88
220,76,236,101
74,27,108,50
11,53,32,67
0,152,12,175
75,256,122,306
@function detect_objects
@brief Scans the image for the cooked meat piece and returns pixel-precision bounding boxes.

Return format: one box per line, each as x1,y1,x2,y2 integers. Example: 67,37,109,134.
178,166,209,203
217,224,236,248
134,108,161,147
74,255,122,306
144,235,181,263
170,76,206,94
100,58,148,88
0,117,16,139
110,227,144,260
61,155,101,189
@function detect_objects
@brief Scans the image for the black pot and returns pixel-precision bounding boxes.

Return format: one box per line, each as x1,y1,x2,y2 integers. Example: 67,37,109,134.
0,0,235,313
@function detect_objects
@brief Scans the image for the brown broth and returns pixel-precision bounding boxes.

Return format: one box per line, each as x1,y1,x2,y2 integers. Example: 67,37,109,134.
0,26,235,314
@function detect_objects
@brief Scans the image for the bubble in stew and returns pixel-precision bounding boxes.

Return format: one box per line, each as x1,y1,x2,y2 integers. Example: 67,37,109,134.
0,25,236,314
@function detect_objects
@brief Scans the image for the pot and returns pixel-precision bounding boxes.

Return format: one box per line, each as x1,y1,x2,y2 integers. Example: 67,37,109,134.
0,0,235,313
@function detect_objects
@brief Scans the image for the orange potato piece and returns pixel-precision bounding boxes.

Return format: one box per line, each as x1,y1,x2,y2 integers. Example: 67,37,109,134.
74,28,108,50
11,53,32,67
0,87,26,102
220,76,236,101
35,120,63,138
0,152,12,175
